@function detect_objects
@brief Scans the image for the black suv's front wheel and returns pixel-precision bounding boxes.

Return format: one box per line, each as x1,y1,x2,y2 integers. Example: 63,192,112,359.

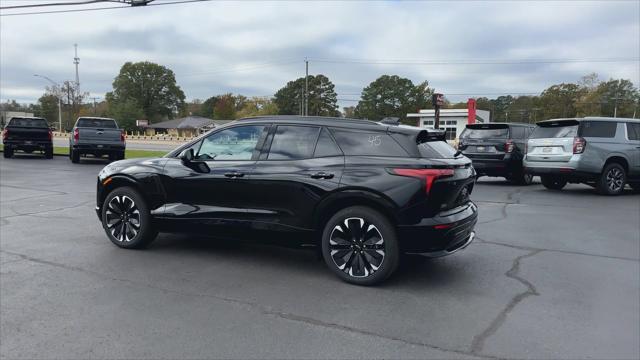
321,206,399,285
101,186,158,249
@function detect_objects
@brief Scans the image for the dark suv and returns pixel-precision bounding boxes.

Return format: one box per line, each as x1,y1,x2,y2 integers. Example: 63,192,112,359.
95,116,478,285
459,123,535,184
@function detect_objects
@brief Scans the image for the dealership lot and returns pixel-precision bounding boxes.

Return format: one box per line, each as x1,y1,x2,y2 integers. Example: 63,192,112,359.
1,156,638,359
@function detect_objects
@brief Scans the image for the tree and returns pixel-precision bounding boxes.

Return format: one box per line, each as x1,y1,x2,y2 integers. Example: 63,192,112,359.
342,106,356,118
108,61,186,122
354,75,432,122
594,79,639,118
274,74,338,116
37,94,59,126
236,97,279,118
213,93,237,120
107,98,145,131
539,83,586,119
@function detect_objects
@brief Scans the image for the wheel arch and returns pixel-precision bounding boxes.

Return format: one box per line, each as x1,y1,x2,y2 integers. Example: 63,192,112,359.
313,189,399,235
99,174,164,211
603,155,630,173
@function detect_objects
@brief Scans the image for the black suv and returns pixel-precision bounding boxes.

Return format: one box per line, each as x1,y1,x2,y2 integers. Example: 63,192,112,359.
95,117,478,285
459,123,535,184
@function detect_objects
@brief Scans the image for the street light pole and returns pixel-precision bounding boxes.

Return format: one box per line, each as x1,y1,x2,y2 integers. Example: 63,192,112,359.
34,74,62,132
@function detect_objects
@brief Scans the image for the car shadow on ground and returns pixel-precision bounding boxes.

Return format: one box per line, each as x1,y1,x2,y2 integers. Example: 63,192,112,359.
3,153,50,160
145,233,467,288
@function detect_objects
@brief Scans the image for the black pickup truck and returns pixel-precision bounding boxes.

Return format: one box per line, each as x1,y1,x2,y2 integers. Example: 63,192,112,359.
2,117,53,159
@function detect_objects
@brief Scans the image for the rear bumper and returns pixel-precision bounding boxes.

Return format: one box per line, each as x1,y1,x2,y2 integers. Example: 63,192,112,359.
397,202,478,254
73,144,125,152
464,153,519,176
3,140,52,149
524,158,599,181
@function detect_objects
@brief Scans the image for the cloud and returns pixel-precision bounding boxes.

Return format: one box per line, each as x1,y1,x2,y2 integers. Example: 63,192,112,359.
1,0,638,109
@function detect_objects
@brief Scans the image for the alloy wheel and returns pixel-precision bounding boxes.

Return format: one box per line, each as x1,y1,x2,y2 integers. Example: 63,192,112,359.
606,167,624,192
105,195,141,242
329,217,385,278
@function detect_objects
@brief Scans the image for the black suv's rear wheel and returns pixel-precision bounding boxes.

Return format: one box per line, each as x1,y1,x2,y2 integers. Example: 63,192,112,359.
541,175,567,190
512,171,533,185
3,146,12,158
321,206,399,285
597,163,626,196
101,186,158,249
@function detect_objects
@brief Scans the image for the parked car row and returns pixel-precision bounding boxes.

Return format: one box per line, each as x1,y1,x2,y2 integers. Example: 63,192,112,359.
460,117,640,195
2,116,126,162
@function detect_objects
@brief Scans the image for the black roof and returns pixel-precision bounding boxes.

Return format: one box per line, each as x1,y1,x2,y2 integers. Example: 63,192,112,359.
235,115,395,132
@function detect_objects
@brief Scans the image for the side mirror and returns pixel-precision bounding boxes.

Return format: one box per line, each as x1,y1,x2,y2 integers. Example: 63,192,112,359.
180,148,194,162
179,148,209,173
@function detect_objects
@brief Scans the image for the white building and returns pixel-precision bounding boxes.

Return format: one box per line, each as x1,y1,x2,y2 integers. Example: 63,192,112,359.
407,108,491,141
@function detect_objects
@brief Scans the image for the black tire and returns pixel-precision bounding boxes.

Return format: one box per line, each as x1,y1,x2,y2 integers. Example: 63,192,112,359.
321,206,399,286
629,182,640,193
119,151,125,160
3,147,12,158
512,171,533,186
108,152,117,162
597,163,626,196
44,148,53,159
71,149,80,163
541,175,567,190
101,186,158,249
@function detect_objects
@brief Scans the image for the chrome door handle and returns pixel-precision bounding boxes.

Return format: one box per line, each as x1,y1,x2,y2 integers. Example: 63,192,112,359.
224,172,244,178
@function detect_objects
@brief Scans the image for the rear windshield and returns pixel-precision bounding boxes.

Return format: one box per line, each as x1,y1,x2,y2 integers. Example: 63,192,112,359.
8,118,48,128
531,124,578,139
76,118,117,128
460,127,509,139
418,141,458,159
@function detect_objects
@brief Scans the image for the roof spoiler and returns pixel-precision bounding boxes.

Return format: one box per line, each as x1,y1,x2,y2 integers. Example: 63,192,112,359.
416,128,446,143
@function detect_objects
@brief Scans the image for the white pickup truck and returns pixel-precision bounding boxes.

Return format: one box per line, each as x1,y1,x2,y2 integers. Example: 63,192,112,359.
68,117,126,163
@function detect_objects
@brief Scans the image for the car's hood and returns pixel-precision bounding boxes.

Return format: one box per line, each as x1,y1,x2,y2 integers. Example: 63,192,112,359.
98,157,169,180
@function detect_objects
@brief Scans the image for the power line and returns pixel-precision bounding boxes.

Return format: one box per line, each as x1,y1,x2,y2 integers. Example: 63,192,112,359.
0,0,212,16
179,59,299,77
0,0,116,10
310,57,640,65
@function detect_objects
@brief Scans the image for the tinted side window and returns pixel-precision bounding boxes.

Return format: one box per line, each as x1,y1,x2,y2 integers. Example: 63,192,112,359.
626,123,640,141
579,121,617,138
331,129,408,157
197,125,265,160
268,125,320,160
314,128,342,157
510,126,525,139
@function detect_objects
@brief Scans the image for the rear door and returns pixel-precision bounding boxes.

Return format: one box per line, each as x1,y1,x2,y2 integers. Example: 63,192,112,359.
246,125,344,231
527,120,578,163
459,124,510,161
625,122,640,176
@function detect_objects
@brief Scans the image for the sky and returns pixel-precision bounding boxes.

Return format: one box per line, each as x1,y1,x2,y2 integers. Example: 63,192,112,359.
1,0,639,110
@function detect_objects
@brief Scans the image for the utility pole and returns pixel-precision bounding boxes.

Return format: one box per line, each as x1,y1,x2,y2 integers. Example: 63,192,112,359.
73,44,80,93
304,58,309,117
90,97,100,114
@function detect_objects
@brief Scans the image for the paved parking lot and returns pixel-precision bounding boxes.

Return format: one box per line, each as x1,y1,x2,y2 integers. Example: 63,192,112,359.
1,155,639,359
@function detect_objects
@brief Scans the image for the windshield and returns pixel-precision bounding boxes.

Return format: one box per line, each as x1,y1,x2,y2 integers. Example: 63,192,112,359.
76,118,117,128
460,128,508,139
531,124,578,138
8,118,48,128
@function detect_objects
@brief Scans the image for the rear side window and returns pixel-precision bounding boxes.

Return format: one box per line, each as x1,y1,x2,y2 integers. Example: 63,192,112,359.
460,127,509,139
418,141,458,159
531,124,578,139
314,128,342,157
8,118,48,128
331,129,408,157
76,118,117,128
510,127,525,139
268,125,320,160
579,121,617,138
627,123,640,141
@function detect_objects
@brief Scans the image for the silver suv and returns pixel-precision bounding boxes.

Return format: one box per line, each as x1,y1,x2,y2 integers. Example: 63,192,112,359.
524,117,640,195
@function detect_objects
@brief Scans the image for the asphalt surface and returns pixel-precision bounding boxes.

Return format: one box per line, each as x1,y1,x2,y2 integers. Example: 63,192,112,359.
1,155,639,359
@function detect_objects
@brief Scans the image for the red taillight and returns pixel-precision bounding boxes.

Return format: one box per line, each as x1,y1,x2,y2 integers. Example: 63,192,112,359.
73,128,79,142
434,223,454,230
120,130,126,143
392,168,455,195
505,139,515,153
573,137,586,154
2,128,8,141
48,129,53,141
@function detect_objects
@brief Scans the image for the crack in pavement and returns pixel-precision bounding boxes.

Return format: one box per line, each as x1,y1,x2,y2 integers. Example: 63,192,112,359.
470,249,542,355
475,236,639,262
0,249,498,359
2,200,93,219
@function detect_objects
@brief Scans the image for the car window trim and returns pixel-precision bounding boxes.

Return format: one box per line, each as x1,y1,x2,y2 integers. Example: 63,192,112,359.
261,124,322,161
329,127,411,158
196,123,270,162
313,126,344,158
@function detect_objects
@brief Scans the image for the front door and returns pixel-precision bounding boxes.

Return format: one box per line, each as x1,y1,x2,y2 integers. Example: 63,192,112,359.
160,124,269,234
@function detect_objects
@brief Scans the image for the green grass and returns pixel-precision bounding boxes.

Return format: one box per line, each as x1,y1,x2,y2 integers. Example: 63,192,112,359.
0,144,166,159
